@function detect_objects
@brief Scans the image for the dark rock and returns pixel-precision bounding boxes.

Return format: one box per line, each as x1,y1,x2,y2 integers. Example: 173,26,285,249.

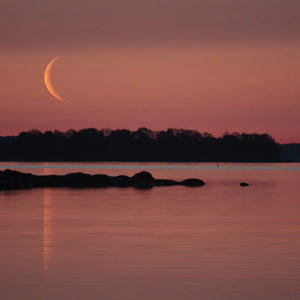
181,178,205,187
131,171,155,189
0,169,206,190
155,179,178,186
131,171,154,181
111,175,131,187
63,172,92,187
240,182,250,187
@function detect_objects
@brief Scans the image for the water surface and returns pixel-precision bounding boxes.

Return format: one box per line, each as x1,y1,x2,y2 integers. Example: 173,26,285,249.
1,163,300,299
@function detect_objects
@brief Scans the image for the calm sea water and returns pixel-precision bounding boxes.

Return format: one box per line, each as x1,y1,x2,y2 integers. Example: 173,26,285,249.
1,162,300,300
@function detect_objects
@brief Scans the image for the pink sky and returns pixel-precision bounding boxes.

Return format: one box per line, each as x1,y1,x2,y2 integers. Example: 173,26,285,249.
1,0,299,143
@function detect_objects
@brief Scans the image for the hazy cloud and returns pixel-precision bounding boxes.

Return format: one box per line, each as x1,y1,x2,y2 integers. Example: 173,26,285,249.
1,0,299,50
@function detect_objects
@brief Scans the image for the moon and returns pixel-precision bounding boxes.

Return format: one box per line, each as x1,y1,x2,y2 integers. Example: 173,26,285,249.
44,56,70,103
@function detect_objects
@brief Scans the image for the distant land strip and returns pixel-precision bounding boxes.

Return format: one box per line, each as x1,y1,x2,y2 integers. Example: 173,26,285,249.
0,164,300,171
0,128,297,162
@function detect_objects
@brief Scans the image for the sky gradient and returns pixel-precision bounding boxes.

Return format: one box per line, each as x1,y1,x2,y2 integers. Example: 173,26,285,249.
1,0,299,142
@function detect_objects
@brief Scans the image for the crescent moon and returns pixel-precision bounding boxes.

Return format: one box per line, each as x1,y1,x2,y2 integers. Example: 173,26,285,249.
44,56,70,103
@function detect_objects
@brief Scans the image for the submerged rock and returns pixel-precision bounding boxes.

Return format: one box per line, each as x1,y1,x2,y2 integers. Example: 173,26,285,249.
0,169,206,190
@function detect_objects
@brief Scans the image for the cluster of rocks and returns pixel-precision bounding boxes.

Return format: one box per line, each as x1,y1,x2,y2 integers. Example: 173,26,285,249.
0,169,205,190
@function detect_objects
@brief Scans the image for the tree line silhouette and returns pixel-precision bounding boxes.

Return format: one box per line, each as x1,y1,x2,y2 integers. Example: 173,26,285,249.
0,128,281,162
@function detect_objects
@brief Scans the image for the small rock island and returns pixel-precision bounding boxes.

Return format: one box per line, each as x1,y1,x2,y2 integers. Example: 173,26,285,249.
0,169,205,190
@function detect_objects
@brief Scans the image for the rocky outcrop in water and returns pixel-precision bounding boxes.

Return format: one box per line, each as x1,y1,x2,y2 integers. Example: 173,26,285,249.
0,169,205,190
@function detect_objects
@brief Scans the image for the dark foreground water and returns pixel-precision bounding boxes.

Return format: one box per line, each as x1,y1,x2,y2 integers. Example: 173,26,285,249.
1,163,300,300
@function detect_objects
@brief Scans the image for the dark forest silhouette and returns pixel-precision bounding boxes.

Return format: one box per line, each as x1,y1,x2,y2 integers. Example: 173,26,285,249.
0,128,280,162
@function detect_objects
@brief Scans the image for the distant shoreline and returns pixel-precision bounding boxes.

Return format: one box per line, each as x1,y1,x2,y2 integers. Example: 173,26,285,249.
1,128,297,162
0,159,292,163
1,162,300,172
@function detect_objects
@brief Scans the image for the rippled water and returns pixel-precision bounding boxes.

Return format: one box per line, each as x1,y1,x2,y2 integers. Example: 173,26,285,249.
1,163,300,299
